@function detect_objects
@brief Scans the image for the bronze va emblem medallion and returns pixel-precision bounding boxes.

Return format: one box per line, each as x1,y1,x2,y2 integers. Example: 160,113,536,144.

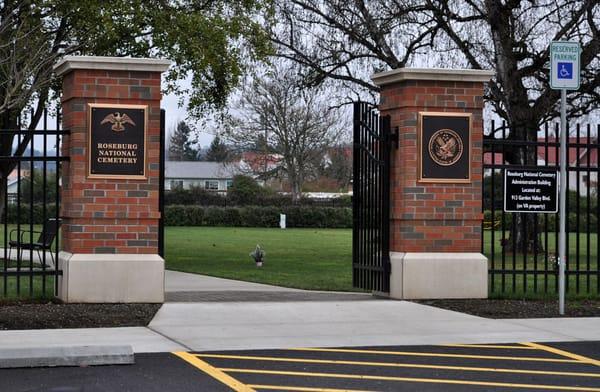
419,112,471,183
428,129,463,166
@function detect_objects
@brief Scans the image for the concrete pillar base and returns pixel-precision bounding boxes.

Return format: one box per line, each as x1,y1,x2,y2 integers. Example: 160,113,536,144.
57,252,164,303
389,252,488,299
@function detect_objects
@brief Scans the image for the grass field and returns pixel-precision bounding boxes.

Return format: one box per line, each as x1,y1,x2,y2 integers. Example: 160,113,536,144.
1,225,599,298
165,227,355,291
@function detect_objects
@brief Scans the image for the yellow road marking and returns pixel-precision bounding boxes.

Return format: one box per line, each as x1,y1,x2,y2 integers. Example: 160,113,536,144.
289,347,579,363
172,352,256,392
221,368,600,391
441,343,536,350
523,342,600,368
249,385,374,392
195,353,600,378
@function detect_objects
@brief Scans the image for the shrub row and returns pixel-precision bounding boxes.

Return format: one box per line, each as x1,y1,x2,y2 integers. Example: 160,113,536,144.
4,204,58,224
483,210,598,232
165,188,351,208
164,205,352,228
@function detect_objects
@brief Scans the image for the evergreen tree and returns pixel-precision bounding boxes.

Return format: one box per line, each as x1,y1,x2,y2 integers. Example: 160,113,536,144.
205,135,230,162
168,121,198,161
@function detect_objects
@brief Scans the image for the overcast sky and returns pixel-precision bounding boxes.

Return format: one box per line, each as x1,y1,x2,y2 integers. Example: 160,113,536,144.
161,77,216,148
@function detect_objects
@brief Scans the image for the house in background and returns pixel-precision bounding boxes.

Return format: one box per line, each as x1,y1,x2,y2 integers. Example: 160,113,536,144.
538,137,598,195
6,169,31,203
483,137,598,195
164,161,239,192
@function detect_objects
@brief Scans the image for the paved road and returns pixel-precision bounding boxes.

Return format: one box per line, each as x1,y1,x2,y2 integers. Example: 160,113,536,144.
1,341,599,391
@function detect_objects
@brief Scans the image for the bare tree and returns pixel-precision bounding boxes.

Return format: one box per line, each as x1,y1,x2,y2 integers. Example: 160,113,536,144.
273,0,600,251
427,0,599,251
225,64,343,201
272,1,434,103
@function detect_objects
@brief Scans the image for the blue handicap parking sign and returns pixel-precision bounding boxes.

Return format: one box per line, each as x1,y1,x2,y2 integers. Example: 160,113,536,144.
557,62,573,79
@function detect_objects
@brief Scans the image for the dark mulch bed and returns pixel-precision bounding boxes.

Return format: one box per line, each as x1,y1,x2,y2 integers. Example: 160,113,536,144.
415,299,600,318
0,300,161,330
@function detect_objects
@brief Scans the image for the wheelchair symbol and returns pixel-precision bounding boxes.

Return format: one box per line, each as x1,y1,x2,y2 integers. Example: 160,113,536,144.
557,62,573,79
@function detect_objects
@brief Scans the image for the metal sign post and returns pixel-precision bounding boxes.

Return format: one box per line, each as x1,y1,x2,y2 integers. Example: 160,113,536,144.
558,89,567,315
550,41,580,315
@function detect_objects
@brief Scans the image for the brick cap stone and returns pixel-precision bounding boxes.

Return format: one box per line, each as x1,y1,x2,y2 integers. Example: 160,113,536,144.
372,67,495,87
54,56,171,76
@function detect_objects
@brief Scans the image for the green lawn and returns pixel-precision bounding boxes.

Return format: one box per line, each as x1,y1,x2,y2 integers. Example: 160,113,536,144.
0,275,56,300
165,227,355,291
2,224,599,298
0,224,59,299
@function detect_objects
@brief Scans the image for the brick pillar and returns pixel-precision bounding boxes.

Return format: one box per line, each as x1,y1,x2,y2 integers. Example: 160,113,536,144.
372,68,494,299
54,56,170,303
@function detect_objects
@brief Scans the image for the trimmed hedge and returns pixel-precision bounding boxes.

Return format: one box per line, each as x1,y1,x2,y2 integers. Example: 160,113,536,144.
483,210,598,232
164,205,352,228
5,204,58,224
164,186,351,208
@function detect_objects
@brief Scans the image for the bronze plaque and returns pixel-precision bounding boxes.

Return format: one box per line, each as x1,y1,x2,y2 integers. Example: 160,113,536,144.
419,112,471,183
88,104,147,179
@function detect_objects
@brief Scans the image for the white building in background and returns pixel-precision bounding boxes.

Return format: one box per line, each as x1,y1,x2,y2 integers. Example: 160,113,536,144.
164,161,239,192
6,169,31,203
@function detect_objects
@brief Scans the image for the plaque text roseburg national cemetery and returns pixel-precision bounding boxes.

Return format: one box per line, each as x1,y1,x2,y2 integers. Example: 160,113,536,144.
504,169,558,213
89,104,147,179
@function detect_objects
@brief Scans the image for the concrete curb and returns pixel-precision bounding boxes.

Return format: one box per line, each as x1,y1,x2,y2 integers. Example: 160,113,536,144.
0,345,134,369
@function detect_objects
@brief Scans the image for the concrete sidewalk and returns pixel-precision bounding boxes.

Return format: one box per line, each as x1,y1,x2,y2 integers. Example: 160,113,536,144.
1,272,599,354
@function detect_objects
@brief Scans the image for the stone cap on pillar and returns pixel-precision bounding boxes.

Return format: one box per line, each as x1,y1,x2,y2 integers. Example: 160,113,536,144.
372,67,495,87
54,56,171,77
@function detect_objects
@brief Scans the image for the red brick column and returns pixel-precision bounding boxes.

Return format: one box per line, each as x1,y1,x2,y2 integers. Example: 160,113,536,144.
372,68,494,299
54,56,170,303
56,57,169,254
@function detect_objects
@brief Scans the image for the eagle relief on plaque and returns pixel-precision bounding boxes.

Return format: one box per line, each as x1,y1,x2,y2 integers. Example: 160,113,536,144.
418,112,471,183
88,104,147,179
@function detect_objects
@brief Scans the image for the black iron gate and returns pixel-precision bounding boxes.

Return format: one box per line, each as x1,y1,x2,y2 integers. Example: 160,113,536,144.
158,109,166,258
0,109,68,298
352,102,393,293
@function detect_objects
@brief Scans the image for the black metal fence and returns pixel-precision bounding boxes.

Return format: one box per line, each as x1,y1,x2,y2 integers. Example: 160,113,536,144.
352,102,392,293
0,110,68,298
159,109,165,258
483,121,599,297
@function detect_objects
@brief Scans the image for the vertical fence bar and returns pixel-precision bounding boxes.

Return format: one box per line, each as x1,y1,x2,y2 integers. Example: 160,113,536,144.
576,124,580,294
554,123,560,293
501,122,506,293
544,123,549,293
16,126,21,296
597,124,600,294
2,111,8,296
158,109,165,258
490,122,496,293
54,111,61,295
585,124,591,292
522,142,528,293
42,110,48,295
381,115,391,292
352,102,360,288
28,110,35,296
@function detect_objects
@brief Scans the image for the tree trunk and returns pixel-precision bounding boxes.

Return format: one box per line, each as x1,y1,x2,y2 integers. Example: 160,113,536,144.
0,114,17,226
291,180,302,203
0,175,6,224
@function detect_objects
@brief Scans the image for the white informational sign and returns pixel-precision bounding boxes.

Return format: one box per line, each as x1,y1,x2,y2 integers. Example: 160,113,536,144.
279,214,286,229
550,41,580,90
